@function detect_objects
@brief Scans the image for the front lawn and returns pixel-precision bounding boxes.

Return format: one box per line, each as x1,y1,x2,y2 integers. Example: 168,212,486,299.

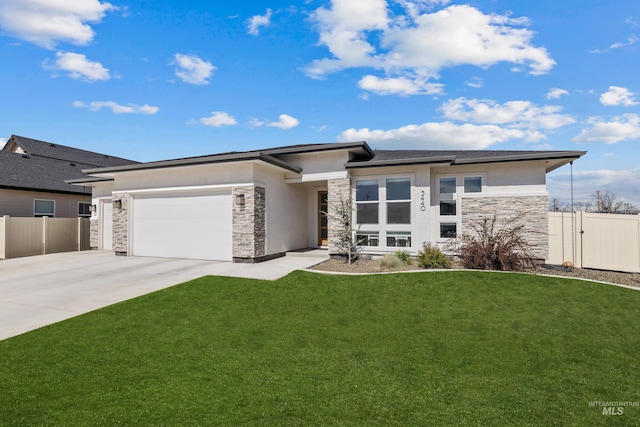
1,271,639,425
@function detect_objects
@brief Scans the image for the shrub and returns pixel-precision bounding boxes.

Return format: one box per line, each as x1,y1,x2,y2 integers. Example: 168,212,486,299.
394,250,413,265
449,213,536,271
417,243,451,269
378,254,404,271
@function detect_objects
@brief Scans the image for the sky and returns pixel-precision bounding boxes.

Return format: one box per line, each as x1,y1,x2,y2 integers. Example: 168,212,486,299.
0,0,639,209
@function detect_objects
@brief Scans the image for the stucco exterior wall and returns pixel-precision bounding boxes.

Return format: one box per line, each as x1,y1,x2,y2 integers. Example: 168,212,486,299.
254,163,308,254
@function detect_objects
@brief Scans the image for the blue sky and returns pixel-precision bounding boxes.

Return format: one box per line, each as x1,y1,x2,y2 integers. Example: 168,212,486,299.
0,0,639,208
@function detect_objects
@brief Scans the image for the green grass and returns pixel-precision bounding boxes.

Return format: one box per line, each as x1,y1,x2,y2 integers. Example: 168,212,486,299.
1,271,639,426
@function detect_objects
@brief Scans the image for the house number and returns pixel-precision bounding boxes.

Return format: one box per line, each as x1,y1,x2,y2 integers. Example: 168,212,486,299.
420,190,426,211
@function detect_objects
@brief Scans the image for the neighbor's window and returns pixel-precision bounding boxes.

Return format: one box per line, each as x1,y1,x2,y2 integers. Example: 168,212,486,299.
356,179,379,224
387,232,412,248
439,177,456,194
34,199,55,217
78,202,91,218
356,232,379,247
386,177,411,224
440,223,457,238
464,176,482,193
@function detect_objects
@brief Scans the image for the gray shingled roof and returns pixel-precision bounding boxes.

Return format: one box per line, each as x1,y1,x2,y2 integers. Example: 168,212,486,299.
1,135,138,194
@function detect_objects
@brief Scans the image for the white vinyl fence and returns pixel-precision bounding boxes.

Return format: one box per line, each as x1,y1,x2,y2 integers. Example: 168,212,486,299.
0,216,90,260
548,211,640,273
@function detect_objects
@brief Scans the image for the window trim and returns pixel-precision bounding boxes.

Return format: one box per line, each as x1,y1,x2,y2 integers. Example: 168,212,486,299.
34,199,55,217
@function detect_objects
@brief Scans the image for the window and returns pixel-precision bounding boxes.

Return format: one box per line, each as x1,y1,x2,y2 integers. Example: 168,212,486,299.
440,223,457,238
356,179,379,224
356,232,379,247
464,176,482,193
386,178,411,224
387,232,412,247
34,199,55,217
439,200,456,216
79,202,91,218
439,177,456,194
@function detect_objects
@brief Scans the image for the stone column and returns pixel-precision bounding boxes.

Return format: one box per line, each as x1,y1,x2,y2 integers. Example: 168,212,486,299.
327,178,351,255
461,195,549,260
232,186,266,262
112,194,129,255
89,218,99,249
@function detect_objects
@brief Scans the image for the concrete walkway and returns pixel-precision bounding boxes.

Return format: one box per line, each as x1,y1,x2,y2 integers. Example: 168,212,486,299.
0,250,328,341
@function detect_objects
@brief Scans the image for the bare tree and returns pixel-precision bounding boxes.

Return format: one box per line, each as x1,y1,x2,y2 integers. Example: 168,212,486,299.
593,190,623,213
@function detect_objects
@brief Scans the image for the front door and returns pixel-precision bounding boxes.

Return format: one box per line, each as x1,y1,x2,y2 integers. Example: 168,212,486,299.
318,191,328,246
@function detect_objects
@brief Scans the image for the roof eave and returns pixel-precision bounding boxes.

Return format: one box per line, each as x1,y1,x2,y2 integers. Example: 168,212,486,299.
82,152,302,176
345,155,456,169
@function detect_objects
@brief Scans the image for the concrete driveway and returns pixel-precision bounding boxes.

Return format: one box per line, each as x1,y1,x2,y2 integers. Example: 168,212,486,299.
0,250,327,341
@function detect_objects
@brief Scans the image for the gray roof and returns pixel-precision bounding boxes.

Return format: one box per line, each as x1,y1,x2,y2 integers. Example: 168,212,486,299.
1,135,138,194
77,141,586,179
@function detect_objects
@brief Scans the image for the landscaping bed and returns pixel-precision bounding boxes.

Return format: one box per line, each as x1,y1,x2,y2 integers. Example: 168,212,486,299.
310,258,640,288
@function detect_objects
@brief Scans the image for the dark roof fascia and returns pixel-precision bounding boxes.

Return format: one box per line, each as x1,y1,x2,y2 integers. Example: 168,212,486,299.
264,141,374,158
65,177,115,185
451,151,587,166
82,152,302,175
0,184,90,196
345,155,456,169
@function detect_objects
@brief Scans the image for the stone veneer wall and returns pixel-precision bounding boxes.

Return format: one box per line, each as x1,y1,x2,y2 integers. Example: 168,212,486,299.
232,186,266,262
460,195,549,260
112,194,129,255
90,218,98,249
327,178,351,255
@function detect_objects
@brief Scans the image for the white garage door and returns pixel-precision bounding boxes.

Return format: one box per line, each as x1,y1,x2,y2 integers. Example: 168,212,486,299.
101,200,113,250
132,191,233,261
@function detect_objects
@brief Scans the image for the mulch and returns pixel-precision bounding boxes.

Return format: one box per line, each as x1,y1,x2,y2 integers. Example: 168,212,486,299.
309,258,640,289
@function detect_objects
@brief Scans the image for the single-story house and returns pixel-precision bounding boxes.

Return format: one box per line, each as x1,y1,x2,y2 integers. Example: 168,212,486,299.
1,135,138,218
69,141,585,262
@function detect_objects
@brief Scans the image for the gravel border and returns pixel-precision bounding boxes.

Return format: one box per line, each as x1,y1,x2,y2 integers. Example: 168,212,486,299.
309,259,640,290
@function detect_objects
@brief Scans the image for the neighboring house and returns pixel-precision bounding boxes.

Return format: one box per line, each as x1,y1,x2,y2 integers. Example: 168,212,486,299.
69,141,585,262
0,135,138,218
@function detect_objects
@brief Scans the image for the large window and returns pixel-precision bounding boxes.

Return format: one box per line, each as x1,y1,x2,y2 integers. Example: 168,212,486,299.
387,232,411,247
386,178,411,224
356,179,379,224
34,199,55,217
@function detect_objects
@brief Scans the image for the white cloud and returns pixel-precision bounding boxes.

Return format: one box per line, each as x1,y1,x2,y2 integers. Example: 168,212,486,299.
546,88,569,100
247,9,272,36
440,98,575,130
267,114,300,129
466,77,483,88
197,111,237,127
174,53,216,85
600,86,638,106
610,35,639,49
358,74,444,96
306,2,554,95
573,114,640,144
0,0,116,49
0,137,7,146
338,121,528,149
73,101,159,114
46,52,110,81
